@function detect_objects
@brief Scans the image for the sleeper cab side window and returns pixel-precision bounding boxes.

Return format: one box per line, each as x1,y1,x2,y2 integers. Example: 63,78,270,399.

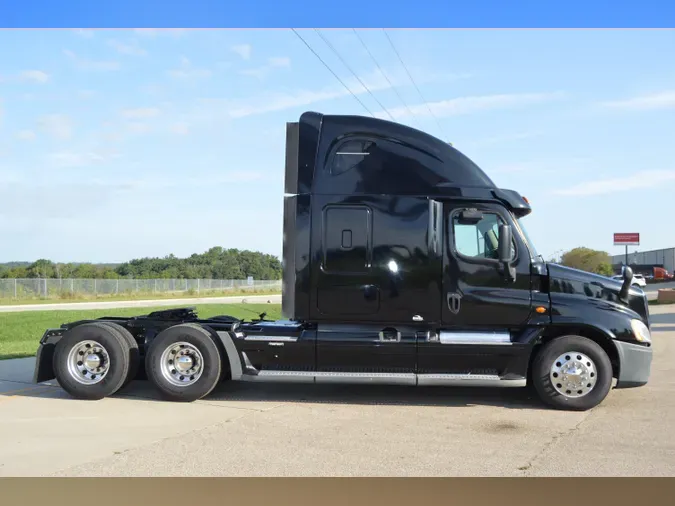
452,210,516,261
331,139,375,176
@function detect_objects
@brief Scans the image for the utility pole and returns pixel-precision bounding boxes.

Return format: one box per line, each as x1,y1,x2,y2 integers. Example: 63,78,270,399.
625,245,628,267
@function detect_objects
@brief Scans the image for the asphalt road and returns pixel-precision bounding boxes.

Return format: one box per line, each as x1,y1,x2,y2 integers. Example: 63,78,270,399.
644,281,675,301
0,294,282,313
0,304,673,477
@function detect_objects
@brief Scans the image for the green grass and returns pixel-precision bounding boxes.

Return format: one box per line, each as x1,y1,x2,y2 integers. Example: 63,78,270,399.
0,288,281,306
0,303,282,360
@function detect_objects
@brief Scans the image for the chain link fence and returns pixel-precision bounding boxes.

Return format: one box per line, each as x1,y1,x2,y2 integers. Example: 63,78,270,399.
0,278,282,300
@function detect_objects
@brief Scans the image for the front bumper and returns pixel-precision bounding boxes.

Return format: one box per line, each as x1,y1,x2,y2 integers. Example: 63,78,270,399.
613,340,653,388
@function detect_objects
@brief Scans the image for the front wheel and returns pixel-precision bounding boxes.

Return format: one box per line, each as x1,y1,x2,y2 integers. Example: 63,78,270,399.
531,335,613,411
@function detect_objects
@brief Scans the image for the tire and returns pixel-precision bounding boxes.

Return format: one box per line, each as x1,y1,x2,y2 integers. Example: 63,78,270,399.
101,322,140,390
145,323,223,402
531,335,613,411
53,322,131,401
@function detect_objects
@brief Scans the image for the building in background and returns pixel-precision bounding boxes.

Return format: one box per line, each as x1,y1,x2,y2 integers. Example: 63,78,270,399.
611,247,675,277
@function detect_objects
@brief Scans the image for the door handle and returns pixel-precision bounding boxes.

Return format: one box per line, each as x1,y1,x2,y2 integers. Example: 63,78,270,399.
447,292,461,314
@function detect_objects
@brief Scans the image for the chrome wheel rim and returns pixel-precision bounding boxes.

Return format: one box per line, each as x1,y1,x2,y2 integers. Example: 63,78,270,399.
67,340,110,385
160,342,204,387
550,351,597,398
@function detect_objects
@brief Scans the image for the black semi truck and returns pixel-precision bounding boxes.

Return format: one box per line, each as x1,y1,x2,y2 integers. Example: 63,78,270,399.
32,111,653,411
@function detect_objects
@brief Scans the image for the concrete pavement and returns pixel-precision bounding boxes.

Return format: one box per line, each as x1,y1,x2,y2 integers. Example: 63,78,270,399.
0,304,673,477
0,294,282,313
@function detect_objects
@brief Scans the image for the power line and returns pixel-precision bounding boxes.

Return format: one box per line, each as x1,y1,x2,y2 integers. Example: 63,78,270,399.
351,28,421,129
290,28,375,118
314,29,396,122
382,29,448,140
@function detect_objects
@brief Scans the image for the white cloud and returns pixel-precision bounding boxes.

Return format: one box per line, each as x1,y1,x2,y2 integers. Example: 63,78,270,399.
168,68,212,80
169,123,190,135
202,171,264,184
120,107,161,119
129,171,264,189
600,90,675,111
240,56,291,80
223,68,466,118
554,169,675,197
462,131,542,150
73,29,94,38
126,122,152,134
140,84,165,96
167,57,212,80
48,150,121,168
268,57,291,68
239,67,269,80
17,130,36,141
376,91,567,120
38,114,73,140
231,44,252,60
489,158,592,175
223,69,390,117
78,90,97,99
19,70,50,84
173,67,466,127
108,39,147,56
64,49,120,71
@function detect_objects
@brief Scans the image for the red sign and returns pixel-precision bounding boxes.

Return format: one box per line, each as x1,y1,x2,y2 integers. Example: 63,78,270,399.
614,233,640,246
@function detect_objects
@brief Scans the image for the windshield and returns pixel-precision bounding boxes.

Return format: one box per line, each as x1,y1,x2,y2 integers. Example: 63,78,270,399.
515,217,540,261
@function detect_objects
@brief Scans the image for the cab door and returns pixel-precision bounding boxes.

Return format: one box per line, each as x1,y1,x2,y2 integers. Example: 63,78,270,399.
442,202,532,327
417,201,533,375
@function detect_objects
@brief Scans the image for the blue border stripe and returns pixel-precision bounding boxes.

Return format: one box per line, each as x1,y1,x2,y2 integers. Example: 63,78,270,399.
0,0,673,28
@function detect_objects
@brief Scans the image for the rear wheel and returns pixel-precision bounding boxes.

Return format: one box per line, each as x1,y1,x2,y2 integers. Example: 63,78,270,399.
531,335,613,411
145,323,223,402
53,322,131,400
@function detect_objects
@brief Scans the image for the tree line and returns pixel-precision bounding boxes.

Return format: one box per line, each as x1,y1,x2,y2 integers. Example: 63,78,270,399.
0,245,619,280
0,247,283,280
550,247,615,276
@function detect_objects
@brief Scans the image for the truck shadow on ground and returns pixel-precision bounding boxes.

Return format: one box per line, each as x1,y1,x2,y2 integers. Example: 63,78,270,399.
201,382,549,410
15,379,551,410
10,378,552,410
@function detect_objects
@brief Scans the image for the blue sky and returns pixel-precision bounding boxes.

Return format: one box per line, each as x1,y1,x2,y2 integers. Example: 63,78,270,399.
0,28,674,263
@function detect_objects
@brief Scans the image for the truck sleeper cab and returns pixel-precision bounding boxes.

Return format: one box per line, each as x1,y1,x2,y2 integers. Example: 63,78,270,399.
32,111,653,411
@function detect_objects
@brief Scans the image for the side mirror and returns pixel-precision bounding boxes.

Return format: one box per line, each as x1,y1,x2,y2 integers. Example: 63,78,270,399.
498,224,512,263
498,224,516,282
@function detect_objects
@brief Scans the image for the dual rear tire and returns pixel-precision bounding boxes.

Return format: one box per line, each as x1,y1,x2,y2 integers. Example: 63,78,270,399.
53,322,223,403
53,322,139,401
144,323,223,402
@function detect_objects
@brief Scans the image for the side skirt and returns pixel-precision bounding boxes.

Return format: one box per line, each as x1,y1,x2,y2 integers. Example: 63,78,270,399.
215,331,527,388
239,370,525,387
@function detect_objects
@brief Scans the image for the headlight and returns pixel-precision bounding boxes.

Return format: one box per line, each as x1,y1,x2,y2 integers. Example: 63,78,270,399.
631,319,651,343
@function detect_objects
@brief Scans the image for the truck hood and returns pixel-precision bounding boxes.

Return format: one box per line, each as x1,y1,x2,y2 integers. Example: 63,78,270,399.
546,263,650,323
